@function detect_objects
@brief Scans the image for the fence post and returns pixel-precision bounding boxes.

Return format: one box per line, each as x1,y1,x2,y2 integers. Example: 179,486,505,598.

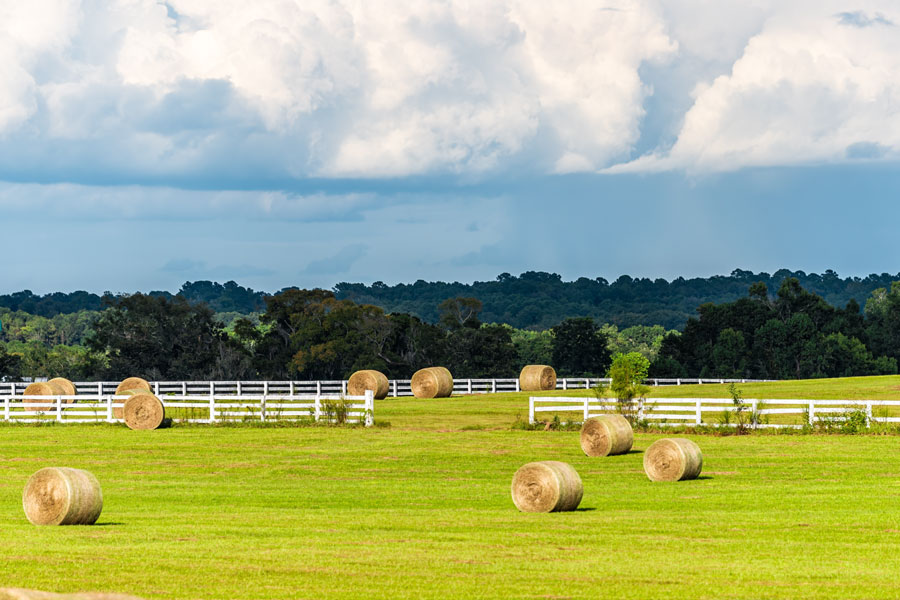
491,379,496,393
56,396,63,422
751,399,758,429
563,379,568,390
314,395,321,423
698,379,703,385
392,380,397,397
808,400,815,426
529,397,535,425
695,399,701,425
263,380,269,396
237,381,243,396
182,382,187,395
209,390,216,423
467,379,472,394
153,381,159,395
261,393,267,422
677,378,681,385
638,398,644,422
316,381,322,395
515,378,520,392
365,389,374,427
866,401,873,428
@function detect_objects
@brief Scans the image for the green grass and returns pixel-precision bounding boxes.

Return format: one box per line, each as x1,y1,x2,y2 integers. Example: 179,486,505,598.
5,376,900,598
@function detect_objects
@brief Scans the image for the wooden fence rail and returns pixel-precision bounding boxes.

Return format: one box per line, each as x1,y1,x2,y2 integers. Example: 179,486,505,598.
0,391,375,426
0,377,770,397
528,397,900,428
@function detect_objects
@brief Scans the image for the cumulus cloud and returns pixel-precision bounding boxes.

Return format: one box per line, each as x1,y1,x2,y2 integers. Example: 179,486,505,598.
0,0,675,182
615,1,900,173
5,0,900,180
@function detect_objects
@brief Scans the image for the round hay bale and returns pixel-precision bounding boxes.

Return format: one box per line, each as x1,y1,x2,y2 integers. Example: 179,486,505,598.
114,377,150,396
347,370,389,399
23,382,61,412
643,438,704,482
22,467,103,526
123,393,165,430
580,414,634,457
113,389,147,420
0,589,144,600
519,365,557,391
511,461,583,513
48,378,77,403
410,367,453,399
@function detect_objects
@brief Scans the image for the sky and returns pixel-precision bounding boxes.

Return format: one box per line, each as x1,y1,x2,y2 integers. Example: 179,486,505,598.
3,0,900,294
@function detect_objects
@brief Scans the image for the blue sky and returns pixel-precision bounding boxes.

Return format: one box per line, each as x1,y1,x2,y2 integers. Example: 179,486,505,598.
4,1,900,294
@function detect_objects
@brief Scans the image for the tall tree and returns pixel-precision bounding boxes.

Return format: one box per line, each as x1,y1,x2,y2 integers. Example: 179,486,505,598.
551,318,611,376
87,294,249,380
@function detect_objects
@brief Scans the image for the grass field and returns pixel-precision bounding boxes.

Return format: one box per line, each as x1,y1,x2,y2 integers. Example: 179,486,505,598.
5,376,900,599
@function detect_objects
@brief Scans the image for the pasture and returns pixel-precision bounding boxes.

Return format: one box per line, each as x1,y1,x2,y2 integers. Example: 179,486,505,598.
4,377,900,598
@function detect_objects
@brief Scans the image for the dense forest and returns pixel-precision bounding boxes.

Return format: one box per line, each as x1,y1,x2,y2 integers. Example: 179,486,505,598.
335,269,900,329
0,293,657,382
4,270,900,382
8,269,900,330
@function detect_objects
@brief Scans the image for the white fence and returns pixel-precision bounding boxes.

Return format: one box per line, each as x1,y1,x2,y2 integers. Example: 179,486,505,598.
0,377,768,398
528,396,900,428
0,390,375,426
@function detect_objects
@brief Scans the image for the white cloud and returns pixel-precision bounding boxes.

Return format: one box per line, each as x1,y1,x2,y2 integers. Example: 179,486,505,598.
5,0,900,179
0,0,675,180
615,0,900,172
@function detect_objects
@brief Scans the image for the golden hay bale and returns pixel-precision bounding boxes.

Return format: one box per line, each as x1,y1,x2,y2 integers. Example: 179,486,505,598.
48,378,77,403
410,367,453,399
347,370,389,399
112,389,147,420
23,382,63,412
511,461,583,513
123,393,165,431
22,467,103,526
580,414,634,457
519,365,557,391
643,438,704,482
115,377,151,396
0,589,144,600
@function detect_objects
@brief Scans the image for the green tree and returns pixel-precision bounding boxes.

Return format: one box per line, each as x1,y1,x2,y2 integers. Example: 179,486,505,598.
0,344,21,380
87,293,249,380
551,318,611,376
442,325,518,378
607,352,651,421
438,297,483,330
712,328,747,378
507,326,554,366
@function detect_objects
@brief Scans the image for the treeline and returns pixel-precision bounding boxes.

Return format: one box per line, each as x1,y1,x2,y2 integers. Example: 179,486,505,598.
0,281,266,318
10,269,900,331
0,291,669,382
653,279,900,379
335,269,900,329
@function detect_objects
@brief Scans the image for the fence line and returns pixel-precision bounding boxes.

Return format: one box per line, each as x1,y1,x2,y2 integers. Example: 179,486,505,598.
0,390,375,426
0,377,769,398
528,396,898,428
